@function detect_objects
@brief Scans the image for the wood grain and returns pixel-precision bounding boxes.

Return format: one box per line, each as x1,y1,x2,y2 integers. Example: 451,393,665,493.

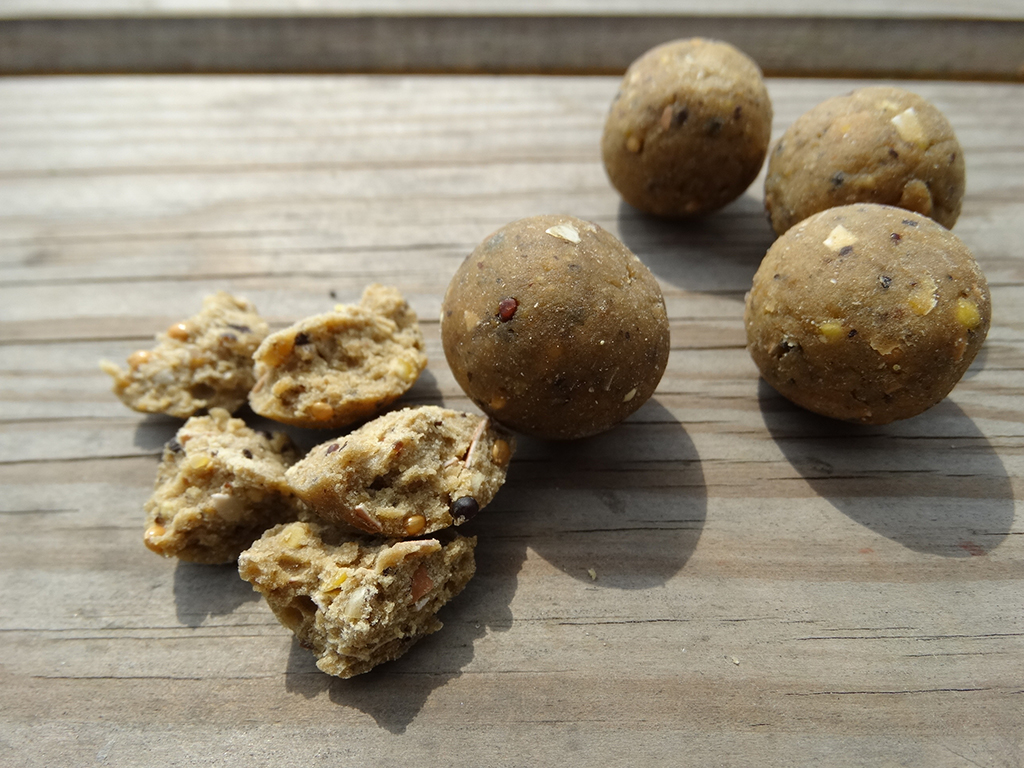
1,75,1022,767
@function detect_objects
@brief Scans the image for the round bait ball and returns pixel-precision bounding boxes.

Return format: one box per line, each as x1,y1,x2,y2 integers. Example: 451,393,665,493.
601,38,773,217
441,215,671,440
745,204,990,424
764,86,965,236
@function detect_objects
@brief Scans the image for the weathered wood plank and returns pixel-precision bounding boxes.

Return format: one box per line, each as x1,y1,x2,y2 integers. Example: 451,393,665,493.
0,74,1022,767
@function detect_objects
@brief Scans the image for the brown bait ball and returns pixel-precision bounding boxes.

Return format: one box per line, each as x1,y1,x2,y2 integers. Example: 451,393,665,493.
601,38,773,217
441,215,671,440
764,86,965,236
745,204,990,424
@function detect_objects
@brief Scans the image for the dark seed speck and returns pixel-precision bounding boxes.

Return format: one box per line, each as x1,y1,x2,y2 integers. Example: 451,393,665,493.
902,219,918,227
839,246,854,256
830,172,845,188
294,332,311,345
848,329,858,338
890,232,902,243
879,275,893,289
706,117,724,136
167,437,183,453
226,324,252,333
242,449,253,459
451,496,479,522
325,443,340,454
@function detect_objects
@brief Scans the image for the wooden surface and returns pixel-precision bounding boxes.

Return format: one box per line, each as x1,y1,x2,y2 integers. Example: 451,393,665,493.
1,7,1023,79
1,73,1023,766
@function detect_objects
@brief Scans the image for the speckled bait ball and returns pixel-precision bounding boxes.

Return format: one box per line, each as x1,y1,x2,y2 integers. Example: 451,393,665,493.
765,86,965,236
441,215,671,440
601,38,773,217
745,204,990,424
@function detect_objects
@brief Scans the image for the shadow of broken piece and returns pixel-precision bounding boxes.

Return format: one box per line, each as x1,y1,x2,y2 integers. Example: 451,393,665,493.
758,380,1015,557
283,529,527,734
131,413,182,453
172,560,261,628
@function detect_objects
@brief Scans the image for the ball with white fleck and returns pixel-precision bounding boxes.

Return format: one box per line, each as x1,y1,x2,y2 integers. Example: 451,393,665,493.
745,204,990,424
764,86,965,236
441,215,671,440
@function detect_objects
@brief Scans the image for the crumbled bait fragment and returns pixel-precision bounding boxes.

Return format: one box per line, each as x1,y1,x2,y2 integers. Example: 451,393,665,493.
451,496,480,523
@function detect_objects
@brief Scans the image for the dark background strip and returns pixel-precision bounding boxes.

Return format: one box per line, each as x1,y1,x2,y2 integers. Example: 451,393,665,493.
1,15,1021,80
